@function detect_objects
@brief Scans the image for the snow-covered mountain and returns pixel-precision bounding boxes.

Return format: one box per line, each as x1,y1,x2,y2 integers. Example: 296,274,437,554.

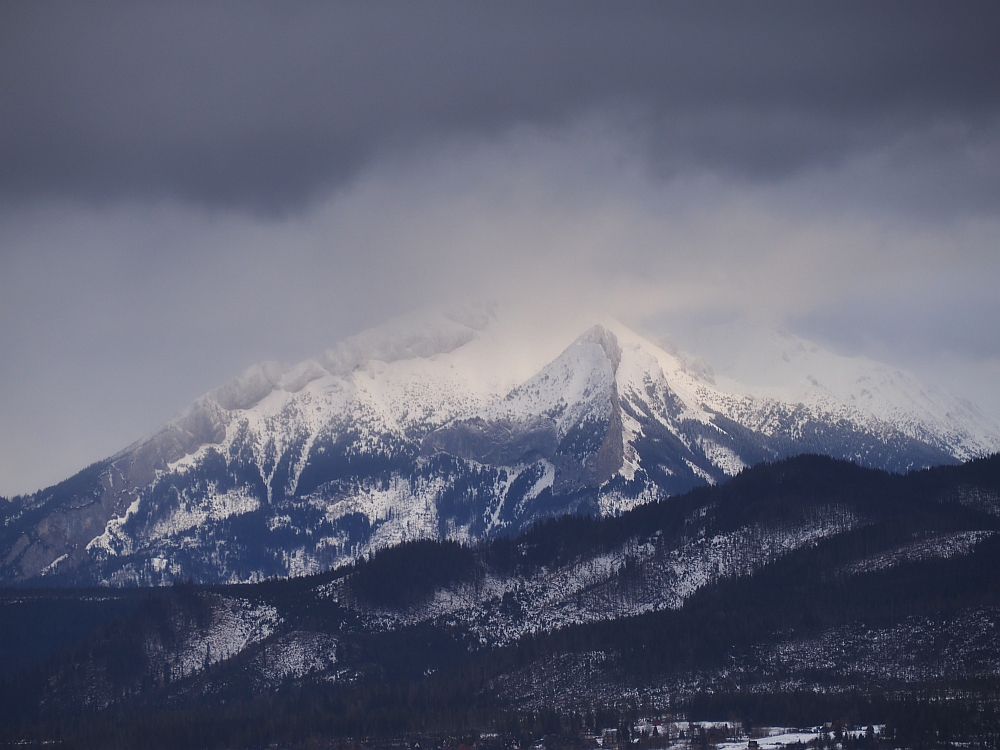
673,320,1000,461
3,308,998,586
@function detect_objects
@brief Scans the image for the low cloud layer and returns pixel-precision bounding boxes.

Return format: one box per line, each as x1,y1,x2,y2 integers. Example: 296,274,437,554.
3,2,998,212
1,3,999,495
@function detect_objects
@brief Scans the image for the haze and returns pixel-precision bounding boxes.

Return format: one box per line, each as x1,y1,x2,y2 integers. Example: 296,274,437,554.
2,2,999,496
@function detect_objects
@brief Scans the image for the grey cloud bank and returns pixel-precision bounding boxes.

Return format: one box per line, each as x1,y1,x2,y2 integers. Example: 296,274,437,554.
2,1,998,212
1,2,999,496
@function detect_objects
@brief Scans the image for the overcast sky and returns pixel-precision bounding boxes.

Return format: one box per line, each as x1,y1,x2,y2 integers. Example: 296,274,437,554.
2,1,999,496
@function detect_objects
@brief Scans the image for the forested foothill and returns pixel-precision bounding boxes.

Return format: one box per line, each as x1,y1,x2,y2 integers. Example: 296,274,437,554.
2,454,999,749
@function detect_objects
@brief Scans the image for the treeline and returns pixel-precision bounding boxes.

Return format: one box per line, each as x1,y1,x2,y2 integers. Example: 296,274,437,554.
6,676,1000,750
509,533,1000,685
7,530,998,748
2,454,1000,748
1,674,567,750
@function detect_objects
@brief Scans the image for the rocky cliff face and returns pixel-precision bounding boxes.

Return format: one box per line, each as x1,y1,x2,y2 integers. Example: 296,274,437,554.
2,311,997,586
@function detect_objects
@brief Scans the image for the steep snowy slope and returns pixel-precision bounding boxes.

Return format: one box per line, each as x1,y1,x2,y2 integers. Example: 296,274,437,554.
677,321,1000,460
423,325,623,499
2,309,997,586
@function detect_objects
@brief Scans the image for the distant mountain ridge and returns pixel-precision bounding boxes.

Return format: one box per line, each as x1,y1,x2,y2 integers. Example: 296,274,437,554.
2,308,998,586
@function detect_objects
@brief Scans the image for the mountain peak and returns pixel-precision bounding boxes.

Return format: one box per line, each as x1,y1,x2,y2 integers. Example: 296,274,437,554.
3,311,998,587
577,324,622,374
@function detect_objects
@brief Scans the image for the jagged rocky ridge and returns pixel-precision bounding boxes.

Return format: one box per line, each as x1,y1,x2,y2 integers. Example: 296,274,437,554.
3,454,1000,730
2,311,998,586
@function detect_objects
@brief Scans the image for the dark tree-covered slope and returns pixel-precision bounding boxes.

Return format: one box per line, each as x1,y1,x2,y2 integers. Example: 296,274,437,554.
2,454,999,748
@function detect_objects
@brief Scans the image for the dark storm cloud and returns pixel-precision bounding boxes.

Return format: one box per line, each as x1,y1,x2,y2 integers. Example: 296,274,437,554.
2,1,998,212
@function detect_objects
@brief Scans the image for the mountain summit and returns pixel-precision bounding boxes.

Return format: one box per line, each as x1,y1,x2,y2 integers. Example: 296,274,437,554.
3,309,997,586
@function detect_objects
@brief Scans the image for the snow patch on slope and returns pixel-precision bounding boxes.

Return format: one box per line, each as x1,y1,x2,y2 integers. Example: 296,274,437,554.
249,631,338,685
86,496,143,556
148,596,281,681
840,531,995,576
